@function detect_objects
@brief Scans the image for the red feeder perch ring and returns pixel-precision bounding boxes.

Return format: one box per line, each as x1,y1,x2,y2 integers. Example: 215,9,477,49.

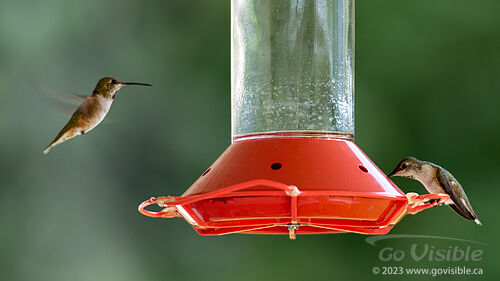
139,137,450,239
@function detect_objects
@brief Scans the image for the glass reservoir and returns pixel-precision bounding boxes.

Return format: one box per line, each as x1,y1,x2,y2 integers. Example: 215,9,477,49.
231,0,354,141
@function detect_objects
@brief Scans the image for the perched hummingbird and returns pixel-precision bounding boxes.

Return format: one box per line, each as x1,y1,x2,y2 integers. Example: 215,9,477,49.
43,77,151,154
388,157,481,225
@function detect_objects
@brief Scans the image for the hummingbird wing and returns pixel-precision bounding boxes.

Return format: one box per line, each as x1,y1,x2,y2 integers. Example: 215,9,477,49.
45,92,114,124
448,203,474,220
42,87,87,114
48,101,87,142
43,102,86,154
44,96,95,145
436,169,478,222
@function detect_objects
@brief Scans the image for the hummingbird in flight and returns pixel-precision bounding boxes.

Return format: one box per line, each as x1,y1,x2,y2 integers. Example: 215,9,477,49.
43,77,151,154
388,157,481,225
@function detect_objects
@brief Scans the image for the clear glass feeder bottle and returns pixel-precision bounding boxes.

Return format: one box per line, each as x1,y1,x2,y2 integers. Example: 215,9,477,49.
231,0,354,141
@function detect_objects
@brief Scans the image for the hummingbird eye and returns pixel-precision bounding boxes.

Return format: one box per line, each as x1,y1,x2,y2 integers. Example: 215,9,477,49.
110,79,117,84
401,163,408,169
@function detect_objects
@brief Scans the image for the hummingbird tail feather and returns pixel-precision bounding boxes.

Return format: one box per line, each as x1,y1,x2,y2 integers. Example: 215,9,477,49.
43,128,79,154
43,146,52,154
474,219,482,226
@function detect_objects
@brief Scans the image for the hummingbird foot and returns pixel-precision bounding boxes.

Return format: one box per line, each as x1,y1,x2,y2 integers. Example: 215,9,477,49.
160,206,181,218
155,196,176,207
428,199,441,206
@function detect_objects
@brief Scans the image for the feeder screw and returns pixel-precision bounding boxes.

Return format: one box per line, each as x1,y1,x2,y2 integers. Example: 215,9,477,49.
288,224,299,240
286,185,301,197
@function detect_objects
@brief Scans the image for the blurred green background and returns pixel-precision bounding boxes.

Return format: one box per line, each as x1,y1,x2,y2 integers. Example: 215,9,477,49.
1,0,499,280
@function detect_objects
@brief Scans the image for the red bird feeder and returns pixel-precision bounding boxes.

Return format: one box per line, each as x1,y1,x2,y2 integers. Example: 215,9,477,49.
139,0,449,239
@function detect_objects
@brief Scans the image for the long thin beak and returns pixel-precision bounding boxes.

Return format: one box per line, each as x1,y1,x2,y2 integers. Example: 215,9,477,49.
122,82,152,86
387,168,398,177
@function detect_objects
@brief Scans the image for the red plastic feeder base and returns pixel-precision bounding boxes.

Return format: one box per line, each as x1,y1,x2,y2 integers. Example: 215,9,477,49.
139,137,449,239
